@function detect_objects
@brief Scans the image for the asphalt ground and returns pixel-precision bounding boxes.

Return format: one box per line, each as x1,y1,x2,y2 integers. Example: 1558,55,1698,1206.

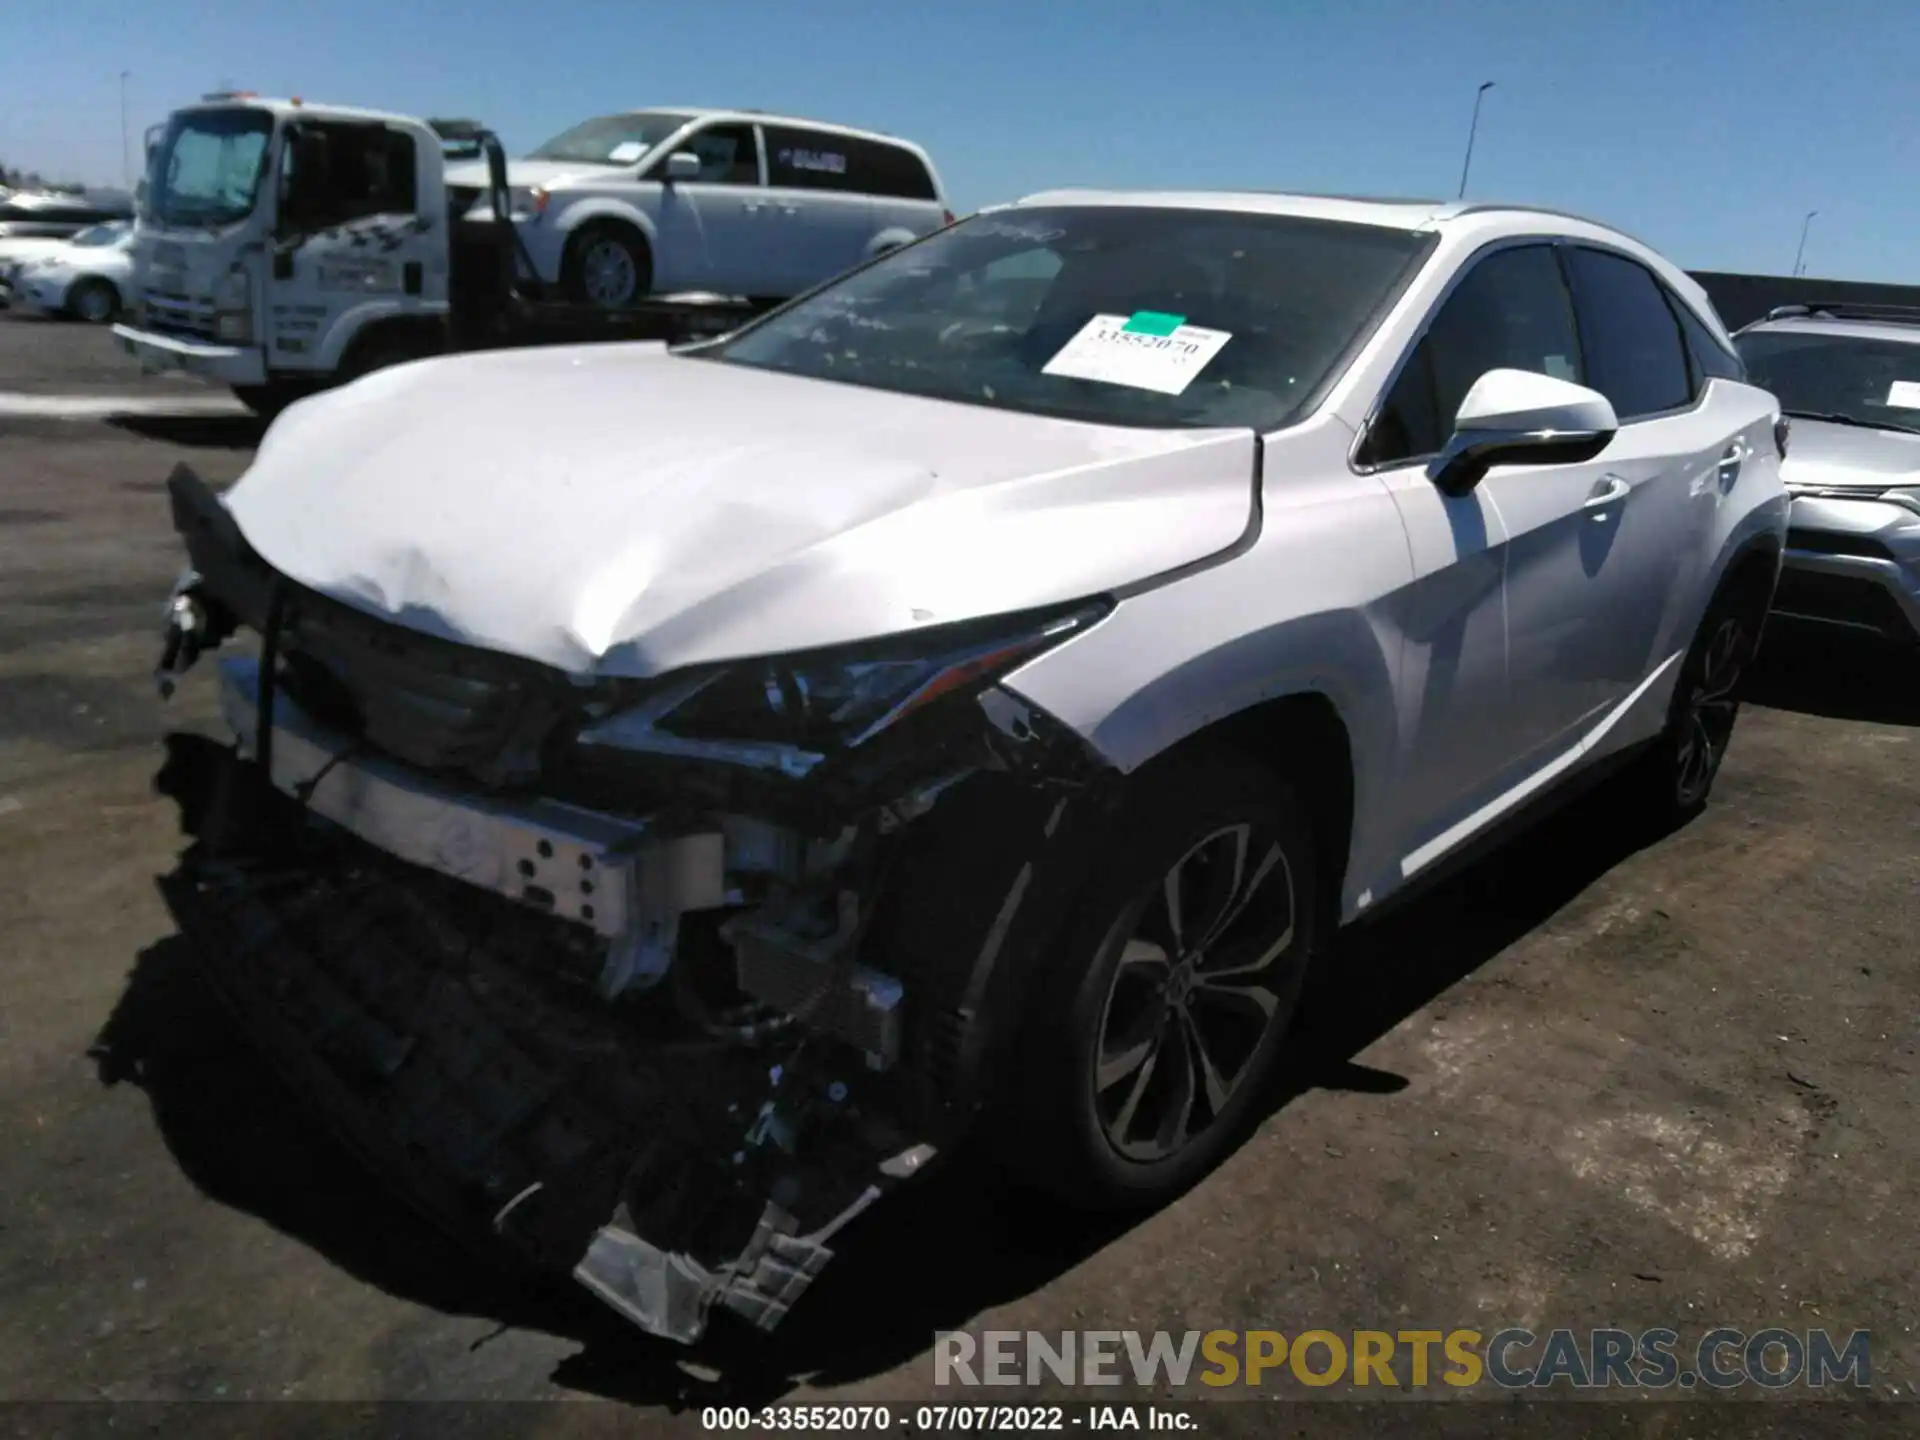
1,311,1915,1436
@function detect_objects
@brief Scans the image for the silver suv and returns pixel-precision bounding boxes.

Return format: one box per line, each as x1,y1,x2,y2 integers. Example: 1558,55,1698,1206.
1732,304,1920,648
154,191,1788,1346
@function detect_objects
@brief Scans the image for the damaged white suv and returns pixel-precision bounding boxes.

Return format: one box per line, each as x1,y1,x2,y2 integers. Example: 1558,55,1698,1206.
154,191,1788,1346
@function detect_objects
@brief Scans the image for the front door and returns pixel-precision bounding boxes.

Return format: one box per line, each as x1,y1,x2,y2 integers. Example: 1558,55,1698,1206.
647,120,764,295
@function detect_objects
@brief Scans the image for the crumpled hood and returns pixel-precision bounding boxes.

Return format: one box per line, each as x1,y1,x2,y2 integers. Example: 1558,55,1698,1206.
1781,417,1920,490
443,158,625,191
224,345,1258,677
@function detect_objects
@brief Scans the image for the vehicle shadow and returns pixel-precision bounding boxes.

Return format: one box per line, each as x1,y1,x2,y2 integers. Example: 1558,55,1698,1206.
106,412,265,449
1747,624,1920,727
93,733,1665,1407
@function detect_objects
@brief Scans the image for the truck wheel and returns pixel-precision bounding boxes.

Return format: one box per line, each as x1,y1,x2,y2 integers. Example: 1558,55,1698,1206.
67,279,121,323
563,223,652,309
999,752,1320,1210
339,330,438,384
229,383,302,420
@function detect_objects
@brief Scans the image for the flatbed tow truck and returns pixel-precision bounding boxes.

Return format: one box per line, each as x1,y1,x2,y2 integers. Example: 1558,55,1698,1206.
115,96,776,414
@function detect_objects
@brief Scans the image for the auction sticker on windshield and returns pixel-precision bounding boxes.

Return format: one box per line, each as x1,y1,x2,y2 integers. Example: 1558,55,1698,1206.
1885,380,1920,409
1042,312,1232,396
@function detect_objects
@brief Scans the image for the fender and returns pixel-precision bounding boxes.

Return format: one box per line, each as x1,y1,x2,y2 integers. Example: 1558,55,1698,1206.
311,298,449,373
546,196,662,256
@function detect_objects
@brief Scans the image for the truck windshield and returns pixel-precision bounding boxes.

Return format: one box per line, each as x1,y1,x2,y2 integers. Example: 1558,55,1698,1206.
146,108,274,228
528,111,695,165
706,206,1435,432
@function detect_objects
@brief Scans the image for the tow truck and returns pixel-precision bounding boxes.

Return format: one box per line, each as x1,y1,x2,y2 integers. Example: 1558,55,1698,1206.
114,95,774,415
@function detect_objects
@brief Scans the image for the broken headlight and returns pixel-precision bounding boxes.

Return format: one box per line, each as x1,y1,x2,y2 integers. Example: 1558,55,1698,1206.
586,603,1108,763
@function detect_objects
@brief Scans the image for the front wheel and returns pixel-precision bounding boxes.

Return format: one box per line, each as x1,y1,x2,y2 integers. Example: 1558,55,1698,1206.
1001,753,1320,1210
67,278,120,323
562,223,652,310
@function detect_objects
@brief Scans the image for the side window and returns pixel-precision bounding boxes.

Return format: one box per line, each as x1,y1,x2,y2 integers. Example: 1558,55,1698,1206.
1667,292,1747,387
765,127,853,192
1564,247,1692,419
855,140,939,201
290,123,417,227
1361,243,1582,466
679,123,759,186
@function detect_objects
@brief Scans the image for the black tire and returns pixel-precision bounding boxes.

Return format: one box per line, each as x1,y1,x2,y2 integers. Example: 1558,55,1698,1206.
229,382,304,420
561,222,653,310
1000,751,1320,1210
67,278,120,323
1624,574,1770,830
339,330,434,384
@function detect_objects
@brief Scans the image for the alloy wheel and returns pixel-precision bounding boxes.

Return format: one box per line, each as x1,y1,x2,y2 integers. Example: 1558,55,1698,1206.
1674,615,1747,808
74,284,114,323
581,241,638,307
1091,823,1298,1164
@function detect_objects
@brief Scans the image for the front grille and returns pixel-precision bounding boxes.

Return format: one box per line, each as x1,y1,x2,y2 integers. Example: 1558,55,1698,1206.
142,290,217,340
279,597,560,781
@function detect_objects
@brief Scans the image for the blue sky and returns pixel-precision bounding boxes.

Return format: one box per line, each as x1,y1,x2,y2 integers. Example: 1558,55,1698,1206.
3,0,1916,281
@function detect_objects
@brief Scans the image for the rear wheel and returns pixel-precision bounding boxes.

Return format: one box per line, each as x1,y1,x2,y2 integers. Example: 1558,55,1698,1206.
562,222,652,309
1626,577,1768,829
67,278,120,323
1002,753,1319,1209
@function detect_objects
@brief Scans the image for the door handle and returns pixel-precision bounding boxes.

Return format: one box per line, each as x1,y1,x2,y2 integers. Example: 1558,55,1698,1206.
1583,474,1630,511
742,200,762,214
1716,444,1743,491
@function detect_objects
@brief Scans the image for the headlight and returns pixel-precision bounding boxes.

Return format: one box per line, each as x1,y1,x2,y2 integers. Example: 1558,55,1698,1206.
579,602,1109,764
212,263,253,343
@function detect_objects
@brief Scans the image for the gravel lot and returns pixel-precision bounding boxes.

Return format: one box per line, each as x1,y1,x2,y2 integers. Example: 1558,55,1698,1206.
2,313,1915,1434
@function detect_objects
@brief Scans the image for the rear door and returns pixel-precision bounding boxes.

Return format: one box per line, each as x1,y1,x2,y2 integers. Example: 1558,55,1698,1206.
1543,246,1731,722
759,125,875,295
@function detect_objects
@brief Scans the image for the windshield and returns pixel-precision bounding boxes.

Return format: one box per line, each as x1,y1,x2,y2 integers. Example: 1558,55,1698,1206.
145,107,274,228
527,110,695,165
1735,329,1920,433
705,206,1435,430
67,223,128,248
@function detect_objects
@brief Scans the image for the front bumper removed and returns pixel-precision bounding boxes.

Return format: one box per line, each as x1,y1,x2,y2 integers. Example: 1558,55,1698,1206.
161,742,938,1345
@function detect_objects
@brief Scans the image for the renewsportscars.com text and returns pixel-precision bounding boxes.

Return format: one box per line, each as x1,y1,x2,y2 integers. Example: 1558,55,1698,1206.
932,1327,1872,1390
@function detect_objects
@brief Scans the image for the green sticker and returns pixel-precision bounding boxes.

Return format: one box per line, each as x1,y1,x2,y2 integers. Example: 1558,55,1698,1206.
1122,311,1185,336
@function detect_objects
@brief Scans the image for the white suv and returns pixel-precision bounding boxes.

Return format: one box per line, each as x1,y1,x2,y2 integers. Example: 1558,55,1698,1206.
447,107,951,307
156,191,1788,1345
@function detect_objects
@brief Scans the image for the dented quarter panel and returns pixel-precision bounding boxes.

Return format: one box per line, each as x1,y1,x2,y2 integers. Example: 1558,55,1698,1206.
223,346,1259,677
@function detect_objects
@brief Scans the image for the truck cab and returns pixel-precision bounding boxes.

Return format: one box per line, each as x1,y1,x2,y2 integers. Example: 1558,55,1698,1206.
114,95,454,411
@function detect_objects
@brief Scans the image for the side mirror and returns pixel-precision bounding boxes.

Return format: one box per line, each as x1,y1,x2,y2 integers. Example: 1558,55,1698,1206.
663,151,701,183
1428,368,1619,497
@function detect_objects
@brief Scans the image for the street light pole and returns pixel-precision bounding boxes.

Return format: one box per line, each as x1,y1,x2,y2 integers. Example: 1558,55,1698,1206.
1792,210,1818,278
1457,81,1495,200
118,70,132,190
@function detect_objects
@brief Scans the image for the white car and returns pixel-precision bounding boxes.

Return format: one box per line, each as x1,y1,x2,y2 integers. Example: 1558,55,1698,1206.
445,107,951,307
7,221,134,321
1730,303,1920,648
155,191,1787,1345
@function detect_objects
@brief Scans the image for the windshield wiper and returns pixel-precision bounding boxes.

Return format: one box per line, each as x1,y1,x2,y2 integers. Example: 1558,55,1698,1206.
1783,409,1920,436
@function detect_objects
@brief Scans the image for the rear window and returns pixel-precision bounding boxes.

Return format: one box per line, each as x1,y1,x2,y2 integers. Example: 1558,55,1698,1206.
764,128,938,200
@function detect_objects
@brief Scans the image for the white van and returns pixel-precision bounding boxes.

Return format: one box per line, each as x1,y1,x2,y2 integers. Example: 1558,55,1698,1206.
445,108,952,307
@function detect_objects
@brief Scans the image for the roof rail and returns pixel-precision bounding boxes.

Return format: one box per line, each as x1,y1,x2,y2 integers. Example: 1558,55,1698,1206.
1766,301,1920,325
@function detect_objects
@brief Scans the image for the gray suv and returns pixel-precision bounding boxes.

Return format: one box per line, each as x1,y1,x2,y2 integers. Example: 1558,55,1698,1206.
1733,304,1920,648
